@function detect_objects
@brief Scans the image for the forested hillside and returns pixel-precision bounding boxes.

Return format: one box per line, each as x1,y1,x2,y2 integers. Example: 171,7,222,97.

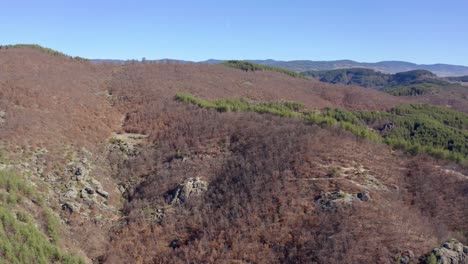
0,45,467,264
303,68,468,98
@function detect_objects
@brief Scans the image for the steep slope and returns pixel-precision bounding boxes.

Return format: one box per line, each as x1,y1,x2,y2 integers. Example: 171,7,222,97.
0,46,120,149
0,46,123,262
102,97,468,263
103,62,467,263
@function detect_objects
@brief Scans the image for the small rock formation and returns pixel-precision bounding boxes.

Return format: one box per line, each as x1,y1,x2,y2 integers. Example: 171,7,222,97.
152,208,165,223
96,188,109,199
63,185,78,199
315,189,370,210
0,111,5,124
380,122,396,132
89,179,109,199
61,203,74,214
356,190,370,201
393,248,415,264
169,177,208,204
109,133,145,157
85,187,95,194
423,239,468,264
68,163,88,181
169,239,180,249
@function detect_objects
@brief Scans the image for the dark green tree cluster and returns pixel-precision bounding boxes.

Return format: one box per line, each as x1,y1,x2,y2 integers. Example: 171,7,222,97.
302,68,390,88
221,60,306,79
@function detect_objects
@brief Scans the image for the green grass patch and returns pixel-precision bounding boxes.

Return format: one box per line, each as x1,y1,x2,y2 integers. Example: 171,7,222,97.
0,148,7,164
0,169,84,263
0,207,83,264
175,93,304,117
0,170,33,201
221,60,306,79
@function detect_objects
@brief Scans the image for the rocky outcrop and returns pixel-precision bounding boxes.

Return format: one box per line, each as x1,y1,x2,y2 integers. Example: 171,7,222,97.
380,122,396,131
108,133,146,157
0,111,5,124
393,249,415,264
356,190,370,201
169,177,208,204
422,239,468,264
315,189,371,210
58,155,112,219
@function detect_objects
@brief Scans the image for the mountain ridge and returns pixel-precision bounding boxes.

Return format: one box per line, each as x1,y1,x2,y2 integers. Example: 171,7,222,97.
244,59,468,77
90,58,468,77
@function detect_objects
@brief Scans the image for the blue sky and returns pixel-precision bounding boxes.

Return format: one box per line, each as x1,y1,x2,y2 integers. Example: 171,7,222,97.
1,0,467,64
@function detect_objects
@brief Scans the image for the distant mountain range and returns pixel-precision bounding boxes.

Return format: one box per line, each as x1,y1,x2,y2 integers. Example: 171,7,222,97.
91,58,468,77
240,60,468,77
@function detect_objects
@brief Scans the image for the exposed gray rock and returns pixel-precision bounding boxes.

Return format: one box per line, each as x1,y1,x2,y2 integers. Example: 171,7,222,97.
61,203,74,214
80,189,88,199
424,239,468,264
394,249,415,264
68,163,88,181
315,189,370,210
169,239,180,249
0,111,5,124
380,122,396,132
152,208,165,223
63,186,78,200
118,185,126,194
80,187,95,199
356,190,371,201
96,188,109,199
169,177,208,204
85,187,95,195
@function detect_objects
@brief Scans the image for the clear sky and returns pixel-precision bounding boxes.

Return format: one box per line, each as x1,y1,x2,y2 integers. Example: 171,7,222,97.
1,0,467,65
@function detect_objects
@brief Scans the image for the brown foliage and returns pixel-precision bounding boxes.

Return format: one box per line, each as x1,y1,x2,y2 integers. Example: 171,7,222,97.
103,103,467,263
0,47,120,150
1,47,467,263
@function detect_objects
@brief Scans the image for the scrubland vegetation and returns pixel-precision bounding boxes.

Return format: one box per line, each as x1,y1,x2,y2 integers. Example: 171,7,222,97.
104,102,467,263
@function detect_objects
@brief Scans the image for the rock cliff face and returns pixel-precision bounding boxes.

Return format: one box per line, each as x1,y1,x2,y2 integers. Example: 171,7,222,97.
169,177,208,204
